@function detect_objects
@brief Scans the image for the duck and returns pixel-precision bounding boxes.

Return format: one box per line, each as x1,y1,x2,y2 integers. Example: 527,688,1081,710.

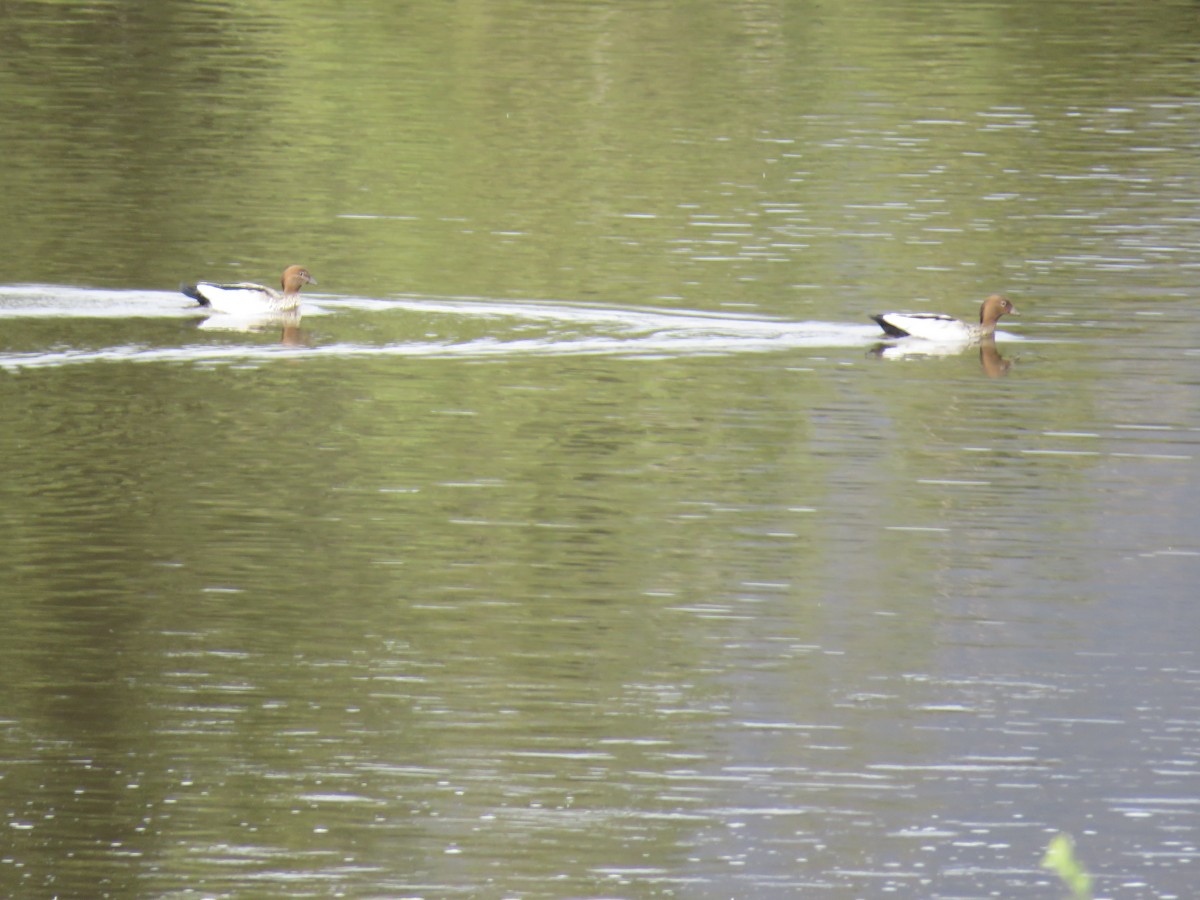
182,265,316,316
871,293,1016,342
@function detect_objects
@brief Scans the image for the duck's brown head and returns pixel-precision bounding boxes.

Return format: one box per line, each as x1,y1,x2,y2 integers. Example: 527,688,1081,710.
980,293,1016,328
281,266,317,294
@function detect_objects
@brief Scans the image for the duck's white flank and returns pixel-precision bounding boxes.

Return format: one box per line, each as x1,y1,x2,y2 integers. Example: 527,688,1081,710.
183,265,316,316
871,293,1016,342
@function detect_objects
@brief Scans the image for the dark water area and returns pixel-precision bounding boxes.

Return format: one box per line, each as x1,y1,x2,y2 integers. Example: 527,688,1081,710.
2,1,1199,897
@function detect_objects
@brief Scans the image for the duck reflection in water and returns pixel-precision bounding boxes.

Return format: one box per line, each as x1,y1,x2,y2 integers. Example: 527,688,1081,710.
193,309,312,347
870,335,1011,377
978,337,1011,377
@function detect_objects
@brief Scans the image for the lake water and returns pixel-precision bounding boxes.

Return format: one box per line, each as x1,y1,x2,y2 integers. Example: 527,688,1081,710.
2,1,1199,898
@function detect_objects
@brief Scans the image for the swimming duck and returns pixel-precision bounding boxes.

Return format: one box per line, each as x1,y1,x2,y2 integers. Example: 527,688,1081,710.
182,265,316,315
871,293,1016,341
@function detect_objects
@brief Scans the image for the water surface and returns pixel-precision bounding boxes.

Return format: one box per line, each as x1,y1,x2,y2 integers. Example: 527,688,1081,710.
2,1,1199,898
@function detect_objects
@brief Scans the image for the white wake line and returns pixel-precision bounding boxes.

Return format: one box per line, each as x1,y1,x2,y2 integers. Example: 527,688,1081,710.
0,285,805,332
0,286,194,318
0,327,893,370
324,295,799,333
0,288,1024,369
0,286,1025,337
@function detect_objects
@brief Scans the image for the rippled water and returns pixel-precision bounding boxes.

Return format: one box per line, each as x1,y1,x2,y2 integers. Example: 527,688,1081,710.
3,1,1200,898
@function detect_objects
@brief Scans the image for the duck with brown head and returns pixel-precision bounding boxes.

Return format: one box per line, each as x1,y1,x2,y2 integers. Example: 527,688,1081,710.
183,265,317,316
871,293,1016,342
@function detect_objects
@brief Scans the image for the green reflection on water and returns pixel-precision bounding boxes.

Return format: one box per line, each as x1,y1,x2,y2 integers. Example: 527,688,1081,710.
4,0,1200,305
3,1,1200,896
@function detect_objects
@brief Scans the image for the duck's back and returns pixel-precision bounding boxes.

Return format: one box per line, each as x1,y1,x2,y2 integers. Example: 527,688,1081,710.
871,312,971,341
183,280,284,314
